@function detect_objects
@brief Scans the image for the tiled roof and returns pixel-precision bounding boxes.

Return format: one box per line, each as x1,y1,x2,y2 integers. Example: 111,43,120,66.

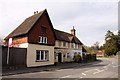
5,10,44,40
54,29,83,44
5,9,83,45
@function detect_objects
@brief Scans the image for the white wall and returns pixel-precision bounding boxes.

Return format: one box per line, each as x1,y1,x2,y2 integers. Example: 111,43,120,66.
27,43,54,67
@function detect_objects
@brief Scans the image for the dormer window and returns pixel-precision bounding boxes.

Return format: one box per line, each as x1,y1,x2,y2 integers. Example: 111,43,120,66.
41,25,46,34
39,36,47,44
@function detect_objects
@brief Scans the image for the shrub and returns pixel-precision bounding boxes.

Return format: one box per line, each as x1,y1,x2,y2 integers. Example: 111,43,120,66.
73,54,81,63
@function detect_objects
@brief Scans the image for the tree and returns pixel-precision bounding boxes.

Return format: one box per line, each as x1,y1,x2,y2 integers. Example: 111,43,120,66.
93,41,100,50
118,30,120,50
0,36,4,45
103,30,119,56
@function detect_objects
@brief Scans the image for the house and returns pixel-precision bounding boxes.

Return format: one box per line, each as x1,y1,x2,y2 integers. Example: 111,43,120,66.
54,28,83,63
96,50,105,57
5,9,85,67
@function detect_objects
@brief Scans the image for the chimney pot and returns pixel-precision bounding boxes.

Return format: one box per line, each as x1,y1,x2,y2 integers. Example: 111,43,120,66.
71,26,76,36
36,11,38,13
34,12,36,14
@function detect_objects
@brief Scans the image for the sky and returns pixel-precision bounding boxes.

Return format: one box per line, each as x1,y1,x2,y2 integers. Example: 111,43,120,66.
0,0,118,46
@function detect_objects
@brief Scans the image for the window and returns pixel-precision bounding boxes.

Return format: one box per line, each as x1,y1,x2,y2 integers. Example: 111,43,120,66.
36,50,49,61
39,36,47,44
78,45,81,49
67,53,70,58
71,43,75,48
41,25,46,34
63,42,66,47
75,44,77,49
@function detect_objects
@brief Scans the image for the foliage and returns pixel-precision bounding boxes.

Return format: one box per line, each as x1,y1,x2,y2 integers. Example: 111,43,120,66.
84,46,95,54
73,54,81,63
84,41,101,54
0,36,4,45
103,30,120,56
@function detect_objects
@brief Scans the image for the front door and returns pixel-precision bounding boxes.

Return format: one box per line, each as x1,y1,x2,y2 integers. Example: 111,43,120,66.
58,53,62,63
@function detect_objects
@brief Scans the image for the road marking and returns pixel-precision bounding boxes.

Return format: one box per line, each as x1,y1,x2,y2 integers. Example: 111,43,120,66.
93,68,107,74
81,73,86,76
84,69,96,73
95,69,100,72
103,66,107,68
60,75,70,78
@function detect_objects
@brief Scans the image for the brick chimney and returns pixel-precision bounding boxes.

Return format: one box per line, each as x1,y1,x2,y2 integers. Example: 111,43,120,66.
71,26,76,36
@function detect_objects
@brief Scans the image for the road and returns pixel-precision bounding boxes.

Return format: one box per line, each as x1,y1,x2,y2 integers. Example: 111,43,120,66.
2,57,119,78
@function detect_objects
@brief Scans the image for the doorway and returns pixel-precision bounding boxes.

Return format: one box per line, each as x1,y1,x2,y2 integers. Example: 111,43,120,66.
58,53,62,63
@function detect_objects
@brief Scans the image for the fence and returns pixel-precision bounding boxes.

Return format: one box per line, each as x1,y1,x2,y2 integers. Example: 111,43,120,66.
1,46,27,67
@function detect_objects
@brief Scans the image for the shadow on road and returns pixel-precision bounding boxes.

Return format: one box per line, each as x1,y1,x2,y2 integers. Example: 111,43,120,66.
2,59,104,76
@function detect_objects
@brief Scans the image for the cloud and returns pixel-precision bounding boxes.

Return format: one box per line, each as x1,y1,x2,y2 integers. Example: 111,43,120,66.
0,1,118,46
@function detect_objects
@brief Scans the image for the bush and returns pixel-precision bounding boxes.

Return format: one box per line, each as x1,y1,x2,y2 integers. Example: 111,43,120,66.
73,54,81,63
82,54,96,62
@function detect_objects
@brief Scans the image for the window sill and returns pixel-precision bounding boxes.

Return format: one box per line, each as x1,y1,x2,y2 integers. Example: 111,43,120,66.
38,42,48,44
36,60,49,62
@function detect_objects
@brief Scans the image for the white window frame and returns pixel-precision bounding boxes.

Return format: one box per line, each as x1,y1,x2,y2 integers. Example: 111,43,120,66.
39,36,42,43
36,50,49,61
44,37,47,44
39,36,48,44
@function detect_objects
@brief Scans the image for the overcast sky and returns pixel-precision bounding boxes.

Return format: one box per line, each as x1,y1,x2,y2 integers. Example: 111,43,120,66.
0,0,118,46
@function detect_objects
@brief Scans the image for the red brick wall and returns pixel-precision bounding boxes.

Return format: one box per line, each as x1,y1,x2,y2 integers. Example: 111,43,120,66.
12,37,28,45
28,11,55,46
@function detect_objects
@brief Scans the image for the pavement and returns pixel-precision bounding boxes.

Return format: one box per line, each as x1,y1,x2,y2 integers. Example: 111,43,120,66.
2,60,101,76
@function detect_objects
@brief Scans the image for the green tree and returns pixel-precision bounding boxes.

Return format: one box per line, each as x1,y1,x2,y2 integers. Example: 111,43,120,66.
103,30,119,56
0,36,4,45
93,41,99,50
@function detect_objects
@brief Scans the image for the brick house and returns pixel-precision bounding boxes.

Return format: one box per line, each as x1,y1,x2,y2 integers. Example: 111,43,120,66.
5,9,86,67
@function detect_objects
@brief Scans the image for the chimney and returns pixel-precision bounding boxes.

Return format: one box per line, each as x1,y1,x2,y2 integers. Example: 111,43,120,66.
34,11,38,14
34,12,36,14
36,11,38,13
71,26,76,36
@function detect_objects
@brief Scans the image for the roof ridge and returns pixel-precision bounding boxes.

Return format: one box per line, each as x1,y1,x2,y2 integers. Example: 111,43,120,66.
54,29,73,36
5,9,46,40
26,9,45,20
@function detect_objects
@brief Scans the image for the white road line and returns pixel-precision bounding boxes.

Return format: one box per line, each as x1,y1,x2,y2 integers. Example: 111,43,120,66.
103,66,107,68
95,69,100,72
93,68,108,74
60,75,70,78
84,69,96,73
81,73,86,76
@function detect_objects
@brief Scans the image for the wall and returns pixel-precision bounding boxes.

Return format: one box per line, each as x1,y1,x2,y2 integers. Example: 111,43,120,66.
2,46,27,67
27,43,54,67
12,37,28,46
28,11,55,46
54,40,83,62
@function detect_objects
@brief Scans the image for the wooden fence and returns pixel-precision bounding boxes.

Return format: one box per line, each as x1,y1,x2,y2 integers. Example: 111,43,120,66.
1,46,27,67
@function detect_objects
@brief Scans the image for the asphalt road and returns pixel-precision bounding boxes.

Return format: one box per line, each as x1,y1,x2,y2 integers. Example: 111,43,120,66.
2,57,119,78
